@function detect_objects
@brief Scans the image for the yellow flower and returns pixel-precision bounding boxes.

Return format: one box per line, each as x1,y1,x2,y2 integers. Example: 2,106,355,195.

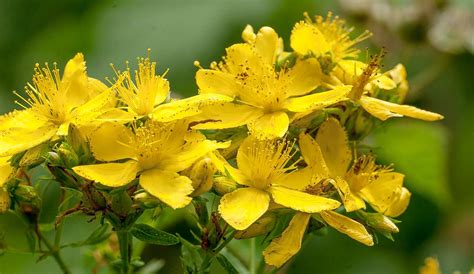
73,120,229,209
0,157,13,187
0,157,13,213
213,136,340,231
346,56,443,121
420,257,441,274
109,51,233,122
290,12,371,65
331,59,397,92
313,118,411,216
262,133,373,268
0,53,114,157
193,25,350,139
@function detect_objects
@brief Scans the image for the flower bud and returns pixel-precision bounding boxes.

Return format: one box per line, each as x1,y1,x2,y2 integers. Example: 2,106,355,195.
13,185,41,214
67,124,90,155
0,188,10,214
359,211,399,234
57,143,80,168
354,111,374,138
111,191,133,217
188,158,216,196
213,176,237,195
47,165,78,188
134,192,161,209
235,213,276,239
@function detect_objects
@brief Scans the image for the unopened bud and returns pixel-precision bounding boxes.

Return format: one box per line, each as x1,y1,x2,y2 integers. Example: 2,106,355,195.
188,158,216,196
359,211,399,234
235,213,276,239
213,176,237,195
14,185,41,210
134,192,161,209
0,188,10,213
354,111,374,138
57,144,79,168
67,124,90,155
111,191,132,217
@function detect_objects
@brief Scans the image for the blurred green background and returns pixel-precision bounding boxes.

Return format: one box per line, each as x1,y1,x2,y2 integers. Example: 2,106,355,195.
0,0,473,273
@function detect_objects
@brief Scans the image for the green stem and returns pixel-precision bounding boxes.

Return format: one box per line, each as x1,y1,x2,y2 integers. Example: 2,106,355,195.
200,231,235,273
54,221,64,247
250,238,256,274
38,231,71,274
117,230,132,274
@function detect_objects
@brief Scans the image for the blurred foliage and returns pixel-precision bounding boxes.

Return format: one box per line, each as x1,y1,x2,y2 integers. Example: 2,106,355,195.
0,0,473,273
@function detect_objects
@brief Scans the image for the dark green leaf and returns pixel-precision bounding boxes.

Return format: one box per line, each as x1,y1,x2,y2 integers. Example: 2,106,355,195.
216,254,239,274
131,224,179,245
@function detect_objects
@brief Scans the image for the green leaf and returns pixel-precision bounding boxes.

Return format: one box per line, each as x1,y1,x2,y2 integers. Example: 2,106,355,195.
131,224,179,245
216,254,239,274
66,223,111,247
371,120,450,207
179,236,205,274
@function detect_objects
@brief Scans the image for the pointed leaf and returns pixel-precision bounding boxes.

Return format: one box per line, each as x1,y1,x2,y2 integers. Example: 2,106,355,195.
131,224,179,245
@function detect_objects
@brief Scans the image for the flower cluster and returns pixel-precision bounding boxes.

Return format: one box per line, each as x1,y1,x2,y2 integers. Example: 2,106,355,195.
0,13,443,273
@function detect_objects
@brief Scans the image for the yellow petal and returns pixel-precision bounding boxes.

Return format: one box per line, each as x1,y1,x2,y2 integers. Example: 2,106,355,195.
385,187,411,218
242,25,256,43
88,77,109,97
151,94,233,122
359,172,404,213
0,124,57,157
218,187,270,230
332,176,366,212
89,122,135,162
284,86,350,113
196,70,239,97
224,43,260,72
208,152,250,186
359,96,444,121
162,140,230,172
72,89,116,124
62,53,89,107
190,102,264,130
0,109,49,131
298,133,329,176
254,26,279,65
290,21,330,56
315,118,352,177
276,168,315,191
263,212,311,268
96,108,137,123
139,169,193,209
269,186,340,213
286,58,322,97
248,112,289,139
320,211,374,246
73,161,139,187
0,157,13,187
372,75,396,90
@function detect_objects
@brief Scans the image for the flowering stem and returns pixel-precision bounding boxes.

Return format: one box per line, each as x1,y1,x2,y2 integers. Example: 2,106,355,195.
38,230,71,274
116,230,132,274
250,238,256,274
